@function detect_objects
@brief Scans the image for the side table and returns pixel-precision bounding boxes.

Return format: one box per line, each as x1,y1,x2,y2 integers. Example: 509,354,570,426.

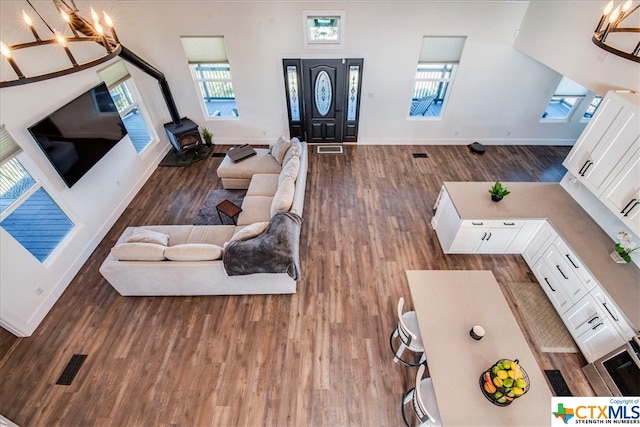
215,199,242,225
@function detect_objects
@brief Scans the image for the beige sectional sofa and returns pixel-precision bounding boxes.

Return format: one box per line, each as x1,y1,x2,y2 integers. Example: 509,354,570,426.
99,137,307,296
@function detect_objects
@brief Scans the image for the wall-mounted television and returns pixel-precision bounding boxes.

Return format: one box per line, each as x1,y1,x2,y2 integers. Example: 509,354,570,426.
28,82,128,188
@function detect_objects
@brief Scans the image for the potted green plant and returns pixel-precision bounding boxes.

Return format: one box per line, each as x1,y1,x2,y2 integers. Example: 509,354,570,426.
201,127,213,146
489,181,510,202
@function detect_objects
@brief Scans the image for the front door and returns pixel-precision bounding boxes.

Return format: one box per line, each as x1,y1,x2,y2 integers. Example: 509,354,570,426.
283,58,363,143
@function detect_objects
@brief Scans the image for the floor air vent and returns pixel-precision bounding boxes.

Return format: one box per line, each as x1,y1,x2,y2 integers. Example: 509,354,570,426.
412,152,428,158
56,354,87,386
316,145,344,155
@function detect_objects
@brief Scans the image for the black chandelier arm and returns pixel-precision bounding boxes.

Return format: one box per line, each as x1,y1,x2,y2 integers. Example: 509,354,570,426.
0,45,122,88
592,34,640,63
6,36,108,51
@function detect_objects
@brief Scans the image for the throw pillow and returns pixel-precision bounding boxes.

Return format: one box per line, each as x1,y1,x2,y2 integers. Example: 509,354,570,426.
278,155,300,186
230,221,269,242
270,176,295,216
269,135,291,165
110,243,167,261
164,244,223,261
282,137,302,166
125,228,169,246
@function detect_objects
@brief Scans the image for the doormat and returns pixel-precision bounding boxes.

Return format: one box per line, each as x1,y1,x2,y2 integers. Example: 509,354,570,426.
56,354,87,386
316,145,345,155
158,146,213,167
503,282,579,353
545,369,573,396
193,189,245,225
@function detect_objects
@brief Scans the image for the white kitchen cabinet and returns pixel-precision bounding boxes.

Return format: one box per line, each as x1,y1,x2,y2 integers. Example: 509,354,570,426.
552,238,597,290
562,294,602,339
574,316,626,363
590,287,636,341
532,258,572,314
541,246,589,304
601,147,640,235
520,221,555,262
563,91,640,196
446,220,522,254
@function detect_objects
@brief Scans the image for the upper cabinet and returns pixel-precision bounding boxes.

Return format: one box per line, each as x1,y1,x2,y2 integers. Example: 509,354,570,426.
563,91,640,234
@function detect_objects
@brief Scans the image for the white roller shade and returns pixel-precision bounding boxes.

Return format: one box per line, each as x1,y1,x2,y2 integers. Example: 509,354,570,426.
181,36,228,64
98,60,131,89
419,36,467,63
1,125,22,165
555,76,589,96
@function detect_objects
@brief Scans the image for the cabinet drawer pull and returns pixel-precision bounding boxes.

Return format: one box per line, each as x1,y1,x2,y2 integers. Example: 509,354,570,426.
486,232,492,241
592,322,604,330
544,278,556,292
587,315,599,324
624,201,640,217
578,160,590,175
503,222,515,226
565,254,579,269
472,222,484,226
556,265,568,280
481,232,487,241
581,161,594,176
602,302,619,321
621,199,637,215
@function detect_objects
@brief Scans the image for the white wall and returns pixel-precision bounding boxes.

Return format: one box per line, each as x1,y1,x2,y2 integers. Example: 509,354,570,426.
0,0,633,335
514,1,640,95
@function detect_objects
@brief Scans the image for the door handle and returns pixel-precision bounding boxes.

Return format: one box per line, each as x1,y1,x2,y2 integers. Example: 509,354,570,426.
621,199,637,215
544,278,556,292
565,254,579,269
602,302,619,321
578,160,591,175
624,201,640,217
581,161,594,176
556,265,568,280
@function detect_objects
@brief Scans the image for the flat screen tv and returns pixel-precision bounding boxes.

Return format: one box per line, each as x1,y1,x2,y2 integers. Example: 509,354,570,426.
28,82,128,187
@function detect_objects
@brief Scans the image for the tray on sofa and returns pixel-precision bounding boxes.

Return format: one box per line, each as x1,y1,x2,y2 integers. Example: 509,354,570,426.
227,144,257,162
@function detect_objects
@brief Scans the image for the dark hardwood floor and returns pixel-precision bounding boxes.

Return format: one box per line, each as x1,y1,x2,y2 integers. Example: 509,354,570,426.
0,144,594,426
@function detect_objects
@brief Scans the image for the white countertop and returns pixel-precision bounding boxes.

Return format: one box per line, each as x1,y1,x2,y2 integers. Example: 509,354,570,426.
407,270,552,427
443,182,640,330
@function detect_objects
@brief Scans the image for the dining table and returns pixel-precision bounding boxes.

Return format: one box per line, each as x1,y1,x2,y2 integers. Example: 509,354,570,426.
406,270,553,426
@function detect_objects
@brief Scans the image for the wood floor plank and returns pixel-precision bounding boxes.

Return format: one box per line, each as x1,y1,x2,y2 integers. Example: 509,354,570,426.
0,144,594,426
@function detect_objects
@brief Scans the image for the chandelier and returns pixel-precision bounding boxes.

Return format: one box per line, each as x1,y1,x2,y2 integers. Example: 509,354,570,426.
0,0,121,88
593,0,640,63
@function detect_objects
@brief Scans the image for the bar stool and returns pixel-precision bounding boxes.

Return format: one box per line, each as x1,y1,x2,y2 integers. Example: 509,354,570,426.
389,297,426,367
401,363,442,427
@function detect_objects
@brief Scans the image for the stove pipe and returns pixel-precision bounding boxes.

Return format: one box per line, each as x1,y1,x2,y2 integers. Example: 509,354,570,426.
118,46,182,125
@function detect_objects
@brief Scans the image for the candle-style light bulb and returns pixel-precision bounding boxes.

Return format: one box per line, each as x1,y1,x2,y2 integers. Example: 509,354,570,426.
95,23,104,36
90,7,99,24
55,30,67,47
55,30,78,66
61,10,70,23
609,5,621,24
604,0,615,15
0,41,25,79
622,0,633,12
1,42,11,58
94,23,112,53
103,12,120,44
22,10,41,41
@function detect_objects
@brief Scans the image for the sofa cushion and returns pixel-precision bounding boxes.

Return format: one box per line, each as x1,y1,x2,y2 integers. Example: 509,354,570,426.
237,196,273,225
271,176,295,216
126,228,170,246
246,174,279,197
278,156,300,186
216,148,281,180
230,221,269,242
164,244,223,261
111,243,167,261
269,136,291,165
282,137,302,166
187,225,235,247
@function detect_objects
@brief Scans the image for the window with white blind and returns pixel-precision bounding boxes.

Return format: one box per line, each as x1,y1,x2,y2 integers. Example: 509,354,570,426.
98,61,154,153
409,36,466,118
181,36,238,118
0,126,74,262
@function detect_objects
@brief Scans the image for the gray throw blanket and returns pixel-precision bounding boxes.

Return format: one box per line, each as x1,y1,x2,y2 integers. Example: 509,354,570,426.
223,212,302,280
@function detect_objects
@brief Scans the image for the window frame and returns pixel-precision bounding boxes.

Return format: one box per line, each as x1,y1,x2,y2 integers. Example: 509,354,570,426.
408,62,459,120
303,10,346,49
189,62,239,119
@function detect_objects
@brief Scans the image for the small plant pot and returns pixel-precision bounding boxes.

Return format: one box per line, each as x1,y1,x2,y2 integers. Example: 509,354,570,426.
491,195,503,202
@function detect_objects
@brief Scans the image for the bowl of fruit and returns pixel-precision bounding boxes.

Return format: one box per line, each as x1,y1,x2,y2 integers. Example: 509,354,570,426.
479,359,529,406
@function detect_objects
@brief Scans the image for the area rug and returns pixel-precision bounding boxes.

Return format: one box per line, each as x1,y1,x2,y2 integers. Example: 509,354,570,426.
193,189,245,225
504,282,579,353
158,146,213,167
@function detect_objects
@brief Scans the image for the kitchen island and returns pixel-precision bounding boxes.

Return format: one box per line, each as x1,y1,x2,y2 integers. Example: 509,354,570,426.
407,270,552,427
